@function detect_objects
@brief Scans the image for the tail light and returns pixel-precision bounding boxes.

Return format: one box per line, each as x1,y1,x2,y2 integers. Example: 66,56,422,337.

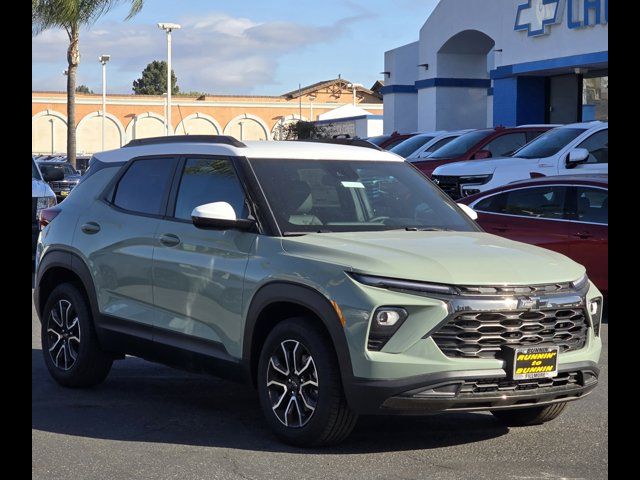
39,206,61,229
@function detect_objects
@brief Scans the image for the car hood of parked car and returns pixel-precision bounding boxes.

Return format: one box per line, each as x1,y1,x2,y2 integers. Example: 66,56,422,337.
281,231,585,287
433,156,535,176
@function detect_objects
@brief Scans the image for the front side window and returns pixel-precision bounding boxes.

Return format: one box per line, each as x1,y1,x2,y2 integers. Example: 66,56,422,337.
249,159,480,234
173,158,247,221
513,128,586,159
484,132,527,157
577,129,608,164
428,130,493,159
113,158,175,215
32,159,42,180
475,186,567,220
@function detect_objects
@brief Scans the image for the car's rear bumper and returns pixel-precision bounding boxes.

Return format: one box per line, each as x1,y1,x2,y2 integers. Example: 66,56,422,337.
344,360,599,415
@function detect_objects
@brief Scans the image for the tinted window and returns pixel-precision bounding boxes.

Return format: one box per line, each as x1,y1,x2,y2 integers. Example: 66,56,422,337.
113,158,175,215
484,132,527,157
32,159,41,180
390,135,435,158
475,186,567,220
577,129,608,164
428,130,493,159
366,135,391,146
174,158,247,221
514,128,586,159
424,136,456,153
382,137,407,150
576,187,608,224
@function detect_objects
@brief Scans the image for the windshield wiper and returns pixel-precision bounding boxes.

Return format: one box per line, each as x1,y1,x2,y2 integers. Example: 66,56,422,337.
282,229,332,237
403,227,449,231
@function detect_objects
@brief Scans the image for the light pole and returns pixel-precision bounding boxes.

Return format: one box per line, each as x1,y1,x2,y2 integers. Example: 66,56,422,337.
98,55,111,150
158,23,181,136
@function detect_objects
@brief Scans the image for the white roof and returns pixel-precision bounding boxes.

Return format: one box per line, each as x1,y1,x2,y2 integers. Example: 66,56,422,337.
93,139,404,163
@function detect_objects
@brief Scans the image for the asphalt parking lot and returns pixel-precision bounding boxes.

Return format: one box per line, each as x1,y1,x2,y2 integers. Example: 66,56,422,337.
32,284,608,480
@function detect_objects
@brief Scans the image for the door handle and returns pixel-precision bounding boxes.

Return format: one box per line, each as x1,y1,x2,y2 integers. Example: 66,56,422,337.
493,227,509,233
159,233,181,247
572,232,593,239
81,222,101,234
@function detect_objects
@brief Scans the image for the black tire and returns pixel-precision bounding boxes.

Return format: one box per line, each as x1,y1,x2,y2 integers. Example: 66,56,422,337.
492,402,568,426
257,317,358,447
41,282,113,388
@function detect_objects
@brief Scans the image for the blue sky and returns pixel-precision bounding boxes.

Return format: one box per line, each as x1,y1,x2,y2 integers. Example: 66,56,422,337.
32,0,440,95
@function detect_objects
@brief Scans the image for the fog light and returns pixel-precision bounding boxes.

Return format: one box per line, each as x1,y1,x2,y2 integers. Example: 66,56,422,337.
375,309,405,326
368,307,409,351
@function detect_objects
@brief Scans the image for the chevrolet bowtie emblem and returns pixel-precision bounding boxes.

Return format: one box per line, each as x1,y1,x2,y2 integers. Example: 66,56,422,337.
515,0,564,37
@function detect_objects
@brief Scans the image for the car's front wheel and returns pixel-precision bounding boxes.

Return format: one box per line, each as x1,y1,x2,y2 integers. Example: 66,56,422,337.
257,317,357,447
491,402,568,426
41,283,113,387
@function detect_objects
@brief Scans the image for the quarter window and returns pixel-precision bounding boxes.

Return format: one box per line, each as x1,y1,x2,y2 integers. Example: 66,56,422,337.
173,158,247,221
475,186,567,220
113,158,175,215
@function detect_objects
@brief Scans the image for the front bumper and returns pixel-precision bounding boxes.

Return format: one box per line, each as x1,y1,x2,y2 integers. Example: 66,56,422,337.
345,361,598,415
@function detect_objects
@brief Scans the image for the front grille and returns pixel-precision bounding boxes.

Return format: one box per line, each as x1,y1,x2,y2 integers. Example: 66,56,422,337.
459,371,580,395
432,175,461,199
50,181,76,191
431,308,589,359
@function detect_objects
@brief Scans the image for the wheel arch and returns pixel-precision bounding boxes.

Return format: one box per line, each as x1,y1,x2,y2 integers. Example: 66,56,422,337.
243,281,354,388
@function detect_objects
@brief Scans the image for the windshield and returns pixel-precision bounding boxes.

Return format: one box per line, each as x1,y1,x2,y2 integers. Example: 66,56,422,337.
366,135,391,146
513,128,586,159
39,162,75,177
390,135,436,158
32,159,42,181
249,159,480,234
427,130,493,159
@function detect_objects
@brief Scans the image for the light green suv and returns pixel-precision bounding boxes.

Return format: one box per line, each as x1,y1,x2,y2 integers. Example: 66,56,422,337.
34,135,603,446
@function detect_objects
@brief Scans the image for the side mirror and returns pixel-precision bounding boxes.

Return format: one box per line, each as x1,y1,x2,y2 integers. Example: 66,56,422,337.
473,150,492,160
457,203,478,221
191,202,255,231
566,148,590,168
41,166,64,182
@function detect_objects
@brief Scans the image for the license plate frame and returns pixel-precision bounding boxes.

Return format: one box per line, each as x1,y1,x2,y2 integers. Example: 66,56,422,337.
512,346,559,380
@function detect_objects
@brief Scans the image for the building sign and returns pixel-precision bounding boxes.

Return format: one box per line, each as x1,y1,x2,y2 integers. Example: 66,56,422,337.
515,0,608,37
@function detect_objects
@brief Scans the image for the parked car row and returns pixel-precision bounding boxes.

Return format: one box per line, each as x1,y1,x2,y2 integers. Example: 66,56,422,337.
368,122,608,294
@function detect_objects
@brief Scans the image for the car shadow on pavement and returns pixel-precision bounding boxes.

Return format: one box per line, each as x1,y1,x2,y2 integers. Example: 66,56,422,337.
32,348,510,454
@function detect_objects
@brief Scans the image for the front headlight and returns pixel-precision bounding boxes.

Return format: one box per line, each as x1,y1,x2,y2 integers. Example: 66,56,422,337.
36,196,57,222
459,174,493,186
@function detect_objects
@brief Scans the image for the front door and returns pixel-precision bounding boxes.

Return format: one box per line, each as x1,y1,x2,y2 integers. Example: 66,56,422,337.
152,156,257,359
548,74,580,124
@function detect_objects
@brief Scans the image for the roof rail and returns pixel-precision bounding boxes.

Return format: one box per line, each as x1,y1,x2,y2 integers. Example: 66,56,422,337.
124,135,246,148
295,138,383,151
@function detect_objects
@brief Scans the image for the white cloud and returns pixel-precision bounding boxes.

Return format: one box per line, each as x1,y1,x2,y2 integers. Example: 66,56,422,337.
32,11,372,94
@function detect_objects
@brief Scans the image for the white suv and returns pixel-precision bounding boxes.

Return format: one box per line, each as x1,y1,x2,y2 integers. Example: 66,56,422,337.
431,122,608,199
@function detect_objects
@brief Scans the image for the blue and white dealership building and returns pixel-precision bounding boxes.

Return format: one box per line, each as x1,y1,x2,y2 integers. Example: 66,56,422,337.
381,0,608,133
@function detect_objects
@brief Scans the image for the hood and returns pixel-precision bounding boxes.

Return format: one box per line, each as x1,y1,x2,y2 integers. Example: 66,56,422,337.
433,156,532,176
282,231,584,286
32,178,55,198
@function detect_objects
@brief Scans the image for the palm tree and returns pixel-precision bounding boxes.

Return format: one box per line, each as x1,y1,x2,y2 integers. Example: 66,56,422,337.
32,0,144,167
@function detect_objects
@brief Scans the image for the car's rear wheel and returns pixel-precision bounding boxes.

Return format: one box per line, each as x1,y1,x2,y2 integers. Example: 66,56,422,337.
41,283,113,387
491,402,568,426
257,317,357,447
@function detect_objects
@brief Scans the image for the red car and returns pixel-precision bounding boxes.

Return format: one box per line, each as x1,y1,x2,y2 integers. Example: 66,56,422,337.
413,125,554,177
461,175,608,293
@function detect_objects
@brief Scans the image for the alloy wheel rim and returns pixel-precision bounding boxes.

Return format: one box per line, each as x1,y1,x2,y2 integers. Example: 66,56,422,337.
266,339,319,428
47,299,81,371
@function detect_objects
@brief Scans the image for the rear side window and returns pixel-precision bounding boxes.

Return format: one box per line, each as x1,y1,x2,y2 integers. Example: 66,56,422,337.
475,186,567,220
113,158,175,215
173,158,247,221
575,187,608,224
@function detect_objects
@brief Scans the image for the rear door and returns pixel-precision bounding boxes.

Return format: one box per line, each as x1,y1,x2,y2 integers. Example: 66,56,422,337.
565,186,608,291
471,185,572,256
74,156,177,329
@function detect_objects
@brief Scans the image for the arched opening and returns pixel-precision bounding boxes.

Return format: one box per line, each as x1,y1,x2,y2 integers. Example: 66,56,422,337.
435,29,495,129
